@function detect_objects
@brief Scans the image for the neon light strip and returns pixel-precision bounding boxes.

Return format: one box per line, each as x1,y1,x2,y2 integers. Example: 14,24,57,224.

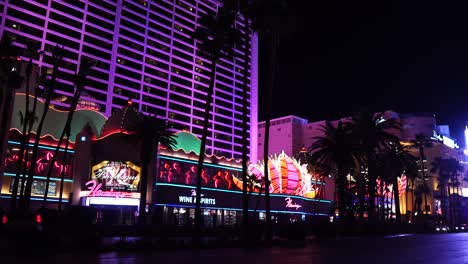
3,172,73,183
155,182,332,203
155,203,329,216
464,127,468,155
160,155,242,171
86,197,140,206
0,195,68,203
8,140,75,153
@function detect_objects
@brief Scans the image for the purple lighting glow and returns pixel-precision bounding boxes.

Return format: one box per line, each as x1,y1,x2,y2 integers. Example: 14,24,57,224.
0,0,258,161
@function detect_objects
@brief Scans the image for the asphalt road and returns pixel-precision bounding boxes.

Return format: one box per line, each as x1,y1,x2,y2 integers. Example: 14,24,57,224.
2,233,468,264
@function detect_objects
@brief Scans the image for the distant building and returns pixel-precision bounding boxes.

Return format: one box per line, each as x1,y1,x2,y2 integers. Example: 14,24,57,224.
258,112,468,222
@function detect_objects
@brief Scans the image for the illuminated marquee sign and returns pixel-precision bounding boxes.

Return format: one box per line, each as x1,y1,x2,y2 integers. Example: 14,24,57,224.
91,161,140,192
85,180,132,198
178,189,216,205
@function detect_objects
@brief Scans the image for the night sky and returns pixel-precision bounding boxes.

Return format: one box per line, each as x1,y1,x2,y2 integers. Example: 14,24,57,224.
258,0,468,146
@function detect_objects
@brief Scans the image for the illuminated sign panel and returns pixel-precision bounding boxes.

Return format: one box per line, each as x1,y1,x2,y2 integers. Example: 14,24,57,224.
462,188,468,197
178,189,216,205
85,180,132,198
155,184,331,214
91,161,140,192
442,136,455,149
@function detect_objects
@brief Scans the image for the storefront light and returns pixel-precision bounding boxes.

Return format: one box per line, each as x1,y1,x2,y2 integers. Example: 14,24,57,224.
87,197,140,206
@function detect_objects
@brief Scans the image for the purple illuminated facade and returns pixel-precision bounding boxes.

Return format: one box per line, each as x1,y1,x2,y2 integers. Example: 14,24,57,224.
0,0,258,161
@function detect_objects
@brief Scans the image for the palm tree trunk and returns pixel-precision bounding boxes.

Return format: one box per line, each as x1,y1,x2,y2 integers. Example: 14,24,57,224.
17,60,34,210
24,66,60,210
440,182,446,217
392,175,401,223
448,183,453,227
11,63,33,211
42,87,82,207
336,166,348,229
418,147,429,215
20,86,39,199
23,98,51,209
57,128,70,212
138,139,152,225
356,166,365,222
367,158,377,222
262,31,280,245
194,59,218,247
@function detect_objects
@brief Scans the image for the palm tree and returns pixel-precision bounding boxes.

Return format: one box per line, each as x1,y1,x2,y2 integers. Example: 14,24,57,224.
0,36,24,211
124,114,177,225
41,59,94,207
22,44,64,209
224,0,289,245
15,42,42,209
430,156,463,226
191,6,241,246
0,36,23,164
348,109,400,222
409,133,433,215
309,121,357,225
403,159,418,222
376,141,416,223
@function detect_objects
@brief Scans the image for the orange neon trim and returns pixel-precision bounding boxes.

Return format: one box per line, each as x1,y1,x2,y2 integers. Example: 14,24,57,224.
9,128,74,147
14,93,108,119
94,130,132,141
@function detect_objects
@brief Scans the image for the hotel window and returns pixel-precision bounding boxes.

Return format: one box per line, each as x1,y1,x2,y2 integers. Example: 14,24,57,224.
7,8,45,27
173,40,193,52
142,95,166,107
143,85,167,97
116,55,142,70
85,25,113,40
114,76,140,90
144,76,167,88
7,20,44,39
145,66,168,79
88,4,115,20
51,2,84,19
172,49,192,61
86,15,113,30
86,78,108,92
116,67,141,81
12,0,47,15
83,45,111,59
84,35,112,50
112,96,128,106
169,97,191,111
90,0,116,12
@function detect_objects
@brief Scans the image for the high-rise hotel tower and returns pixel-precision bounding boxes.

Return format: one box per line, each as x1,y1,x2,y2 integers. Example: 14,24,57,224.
0,0,258,161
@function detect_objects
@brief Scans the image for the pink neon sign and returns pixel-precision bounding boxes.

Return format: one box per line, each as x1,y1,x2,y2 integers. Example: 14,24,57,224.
85,180,132,198
285,197,302,210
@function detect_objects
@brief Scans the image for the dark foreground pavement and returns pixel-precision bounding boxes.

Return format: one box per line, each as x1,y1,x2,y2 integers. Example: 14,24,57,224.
2,233,468,264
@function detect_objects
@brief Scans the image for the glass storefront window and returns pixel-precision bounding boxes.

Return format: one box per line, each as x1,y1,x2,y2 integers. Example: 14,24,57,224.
224,210,237,225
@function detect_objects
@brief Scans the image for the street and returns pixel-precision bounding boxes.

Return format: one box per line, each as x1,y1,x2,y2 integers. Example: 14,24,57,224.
2,233,468,264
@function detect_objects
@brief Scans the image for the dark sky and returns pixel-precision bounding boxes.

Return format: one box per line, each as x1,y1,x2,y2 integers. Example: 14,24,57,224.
258,0,468,146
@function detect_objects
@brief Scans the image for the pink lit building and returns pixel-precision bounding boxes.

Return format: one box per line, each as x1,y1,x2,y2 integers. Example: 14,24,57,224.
0,0,258,161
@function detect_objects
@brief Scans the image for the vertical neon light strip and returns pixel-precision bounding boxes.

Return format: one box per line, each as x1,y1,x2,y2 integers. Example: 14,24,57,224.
464,126,468,155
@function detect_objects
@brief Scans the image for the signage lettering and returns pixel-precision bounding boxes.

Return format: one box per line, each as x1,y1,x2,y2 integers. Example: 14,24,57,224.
92,161,140,191
178,189,216,205
285,197,302,210
86,180,132,198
